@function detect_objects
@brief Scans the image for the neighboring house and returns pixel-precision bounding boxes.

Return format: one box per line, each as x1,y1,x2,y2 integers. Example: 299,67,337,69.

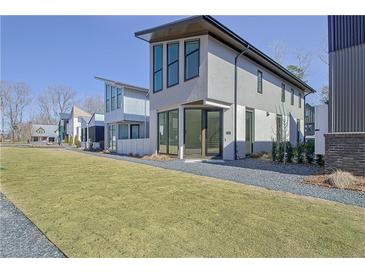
31,124,58,143
135,15,315,160
326,15,365,175
95,77,150,152
80,113,105,149
314,104,328,155
58,112,71,142
304,103,315,141
68,106,91,142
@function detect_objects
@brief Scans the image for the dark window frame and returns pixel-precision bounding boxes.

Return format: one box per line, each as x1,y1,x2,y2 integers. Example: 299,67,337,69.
117,88,122,109
118,123,128,140
281,83,285,102
291,88,294,105
153,44,163,93
257,70,263,94
299,92,302,108
105,84,111,113
130,124,140,139
167,42,179,88
157,109,179,155
184,39,200,81
111,86,117,111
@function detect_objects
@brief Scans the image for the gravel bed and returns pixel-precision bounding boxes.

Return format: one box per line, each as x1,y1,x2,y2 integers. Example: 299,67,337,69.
71,149,365,208
0,193,65,258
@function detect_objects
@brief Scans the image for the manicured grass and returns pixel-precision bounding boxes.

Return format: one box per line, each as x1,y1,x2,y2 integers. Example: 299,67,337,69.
1,147,364,257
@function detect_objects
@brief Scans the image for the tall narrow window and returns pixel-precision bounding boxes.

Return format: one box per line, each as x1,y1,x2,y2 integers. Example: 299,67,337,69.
185,40,199,80
111,86,117,111
281,83,285,102
291,88,294,105
153,44,163,92
297,119,301,145
276,115,282,142
130,124,140,139
105,85,110,112
299,92,302,108
118,124,128,139
167,42,179,87
117,88,122,109
257,70,263,94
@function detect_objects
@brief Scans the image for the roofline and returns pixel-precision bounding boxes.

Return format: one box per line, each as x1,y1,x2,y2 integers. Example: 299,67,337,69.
95,76,149,93
135,15,316,94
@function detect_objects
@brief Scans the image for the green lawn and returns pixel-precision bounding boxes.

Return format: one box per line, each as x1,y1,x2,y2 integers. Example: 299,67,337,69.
1,147,364,257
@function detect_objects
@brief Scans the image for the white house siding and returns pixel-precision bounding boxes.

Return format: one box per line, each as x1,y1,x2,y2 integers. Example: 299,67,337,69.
117,138,152,156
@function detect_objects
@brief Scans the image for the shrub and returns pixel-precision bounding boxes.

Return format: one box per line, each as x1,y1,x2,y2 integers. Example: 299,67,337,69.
316,154,324,166
74,136,78,146
285,142,293,163
68,135,73,145
272,141,277,161
277,142,285,162
294,143,305,163
305,140,315,164
326,170,357,189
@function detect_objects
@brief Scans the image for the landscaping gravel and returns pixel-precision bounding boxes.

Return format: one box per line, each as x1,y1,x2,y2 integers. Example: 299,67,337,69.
74,149,365,208
0,193,65,258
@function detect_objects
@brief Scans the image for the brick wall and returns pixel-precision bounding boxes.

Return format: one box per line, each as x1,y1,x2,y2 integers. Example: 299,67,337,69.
325,133,365,176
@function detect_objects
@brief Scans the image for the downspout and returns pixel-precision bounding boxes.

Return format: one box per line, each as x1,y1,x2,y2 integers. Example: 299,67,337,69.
234,45,250,160
144,90,150,139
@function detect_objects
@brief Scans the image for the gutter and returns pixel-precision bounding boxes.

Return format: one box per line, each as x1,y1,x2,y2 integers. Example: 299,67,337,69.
234,45,250,160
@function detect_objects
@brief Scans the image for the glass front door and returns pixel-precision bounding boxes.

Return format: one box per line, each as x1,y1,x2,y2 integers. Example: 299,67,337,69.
245,110,254,155
184,109,202,157
108,124,117,151
206,110,221,156
158,110,179,155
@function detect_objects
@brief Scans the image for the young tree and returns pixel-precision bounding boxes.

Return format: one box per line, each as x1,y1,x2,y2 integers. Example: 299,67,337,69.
1,82,31,141
287,51,312,81
81,95,104,114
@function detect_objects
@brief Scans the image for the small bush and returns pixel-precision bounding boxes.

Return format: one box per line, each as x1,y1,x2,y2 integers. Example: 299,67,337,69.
294,143,305,163
305,140,315,164
316,154,324,166
68,135,73,145
285,142,293,163
74,136,78,147
277,142,285,162
272,141,277,161
326,170,357,189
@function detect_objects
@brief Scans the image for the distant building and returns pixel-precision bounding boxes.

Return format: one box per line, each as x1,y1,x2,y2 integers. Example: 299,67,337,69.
81,113,105,150
58,106,91,143
31,124,58,143
326,16,365,175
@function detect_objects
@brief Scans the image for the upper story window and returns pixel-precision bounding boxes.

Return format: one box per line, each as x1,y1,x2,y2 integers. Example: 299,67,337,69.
281,83,285,102
167,42,179,87
117,88,122,109
185,40,200,80
111,86,117,111
153,44,163,92
257,70,263,94
299,92,302,108
291,88,294,105
105,84,110,112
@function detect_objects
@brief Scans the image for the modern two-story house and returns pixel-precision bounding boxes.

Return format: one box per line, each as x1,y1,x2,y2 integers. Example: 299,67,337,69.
96,77,149,152
135,16,315,160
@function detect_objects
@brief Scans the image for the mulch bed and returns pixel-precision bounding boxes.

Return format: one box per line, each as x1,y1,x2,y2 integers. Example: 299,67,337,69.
302,173,365,192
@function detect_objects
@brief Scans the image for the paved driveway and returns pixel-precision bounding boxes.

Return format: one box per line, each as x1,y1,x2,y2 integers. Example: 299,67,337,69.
0,193,65,258
74,149,365,208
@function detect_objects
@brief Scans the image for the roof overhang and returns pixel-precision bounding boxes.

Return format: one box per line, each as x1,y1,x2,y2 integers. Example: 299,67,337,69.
135,15,316,94
95,76,149,93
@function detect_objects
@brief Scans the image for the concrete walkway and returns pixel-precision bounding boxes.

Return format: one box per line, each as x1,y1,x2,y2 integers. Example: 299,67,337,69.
0,193,65,258
70,148,365,208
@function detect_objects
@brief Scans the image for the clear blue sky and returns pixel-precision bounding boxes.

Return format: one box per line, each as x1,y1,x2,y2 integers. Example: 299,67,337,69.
1,16,327,109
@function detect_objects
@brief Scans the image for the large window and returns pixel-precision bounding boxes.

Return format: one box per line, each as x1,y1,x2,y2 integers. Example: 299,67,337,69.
153,44,163,92
299,92,302,108
111,86,117,111
108,124,117,151
291,88,294,105
184,40,199,80
158,110,179,155
167,42,179,87
130,124,140,139
105,85,111,112
117,88,122,109
118,124,128,139
281,83,285,102
257,70,263,94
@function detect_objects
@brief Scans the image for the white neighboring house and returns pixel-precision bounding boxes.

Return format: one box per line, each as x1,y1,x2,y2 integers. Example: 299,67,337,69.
314,104,328,155
31,124,58,143
67,106,91,142
95,77,150,154
135,16,315,160
80,113,105,150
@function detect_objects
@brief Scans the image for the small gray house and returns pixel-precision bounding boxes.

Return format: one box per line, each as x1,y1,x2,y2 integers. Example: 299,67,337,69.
31,124,58,143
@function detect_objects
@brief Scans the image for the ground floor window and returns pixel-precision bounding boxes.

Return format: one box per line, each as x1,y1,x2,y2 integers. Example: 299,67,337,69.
130,124,140,139
158,109,178,155
118,124,129,139
297,119,301,144
276,114,283,142
108,124,117,151
49,137,55,143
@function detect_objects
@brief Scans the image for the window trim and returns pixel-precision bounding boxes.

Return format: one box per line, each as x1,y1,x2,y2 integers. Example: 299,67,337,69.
184,39,200,81
117,88,122,109
167,42,179,88
257,70,263,94
105,84,111,113
153,44,163,93
299,92,302,108
111,86,117,111
281,83,285,102
157,109,179,155
130,124,140,139
291,88,294,106
118,123,128,140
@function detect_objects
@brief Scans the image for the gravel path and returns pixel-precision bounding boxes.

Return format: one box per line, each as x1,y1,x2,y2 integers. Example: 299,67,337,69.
71,149,365,208
0,193,65,258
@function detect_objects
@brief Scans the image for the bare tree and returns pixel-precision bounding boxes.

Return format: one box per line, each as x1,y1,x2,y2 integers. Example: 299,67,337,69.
81,95,104,114
287,51,312,81
36,85,77,123
269,40,287,64
1,81,31,141
320,85,329,104
0,81,11,139
318,36,329,65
